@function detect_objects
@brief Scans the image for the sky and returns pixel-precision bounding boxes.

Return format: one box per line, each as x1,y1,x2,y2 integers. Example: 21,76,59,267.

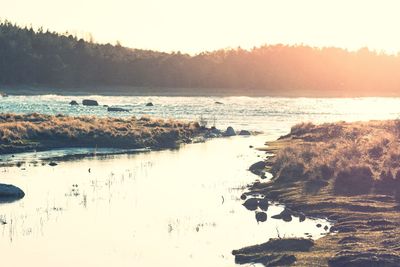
1,0,400,54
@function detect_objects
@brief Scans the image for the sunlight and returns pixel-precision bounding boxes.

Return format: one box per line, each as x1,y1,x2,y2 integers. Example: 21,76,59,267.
1,0,400,53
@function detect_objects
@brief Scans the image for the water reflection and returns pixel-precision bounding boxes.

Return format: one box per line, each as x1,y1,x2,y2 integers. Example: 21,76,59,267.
0,136,329,267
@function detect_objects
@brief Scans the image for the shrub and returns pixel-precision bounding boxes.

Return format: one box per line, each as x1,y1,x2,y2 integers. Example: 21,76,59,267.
368,145,384,159
375,170,395,194
319,164,335,180
277,162,305,182
290,122,315,136
334,165,374,195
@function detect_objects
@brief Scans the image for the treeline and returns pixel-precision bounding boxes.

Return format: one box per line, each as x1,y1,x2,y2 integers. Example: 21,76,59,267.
1,21,400,96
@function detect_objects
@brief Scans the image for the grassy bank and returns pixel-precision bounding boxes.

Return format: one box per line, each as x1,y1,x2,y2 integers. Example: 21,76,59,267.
240,120,400,266
0,113,206,154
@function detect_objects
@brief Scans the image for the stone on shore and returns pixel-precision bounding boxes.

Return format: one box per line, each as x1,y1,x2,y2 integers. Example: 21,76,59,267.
249,161,266,176
0,184,25,202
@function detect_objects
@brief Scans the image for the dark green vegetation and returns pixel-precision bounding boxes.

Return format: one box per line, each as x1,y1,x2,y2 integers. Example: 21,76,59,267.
239,121,400,266
0,113,204,154
2,21,400,96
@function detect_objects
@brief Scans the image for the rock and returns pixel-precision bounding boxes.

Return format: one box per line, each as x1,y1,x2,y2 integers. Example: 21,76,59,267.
281,213,292,222
49,162,58,166
225,126,236,136
272,208,293,222
316,223,322,228
210,127,222,135
255,212,267,222
107,107,129,112
258,198,269,211
243,198,259,211
145,102,154,106
324,225,329,231
0,184,25,202
239,130,251,136
204,132,218,138
69,100,79,105
298,213,306,222
240,194,247,200
1,92,8,97
82,99,99,106
249,145,254,148
249,161,266,176
215,101,223,105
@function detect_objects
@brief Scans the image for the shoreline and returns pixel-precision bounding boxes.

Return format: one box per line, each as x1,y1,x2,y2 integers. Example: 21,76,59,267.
0,113,223,156
4,85,400,98
236,121,400,266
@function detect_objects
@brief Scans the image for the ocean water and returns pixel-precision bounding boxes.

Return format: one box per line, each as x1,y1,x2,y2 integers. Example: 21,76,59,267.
1,95,400,266
1,95,400,136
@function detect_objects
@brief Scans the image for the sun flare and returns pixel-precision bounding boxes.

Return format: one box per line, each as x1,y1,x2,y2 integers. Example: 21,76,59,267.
2,0,400,53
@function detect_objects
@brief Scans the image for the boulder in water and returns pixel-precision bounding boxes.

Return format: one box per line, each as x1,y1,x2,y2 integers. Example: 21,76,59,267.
82,99,99,106
258,198,269,211
0,184,25,203
107,107,129,112
239,130,251,136
272,208,293,222
243,198,259,211
146,102,154,106
69,100,79,105
249,161,266,176
225,126,236,136
255,212,267,222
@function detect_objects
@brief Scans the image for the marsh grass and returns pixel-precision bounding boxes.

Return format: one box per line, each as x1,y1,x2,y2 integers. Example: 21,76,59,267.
0,113,202,153
272,120,400,198
247,120,400,266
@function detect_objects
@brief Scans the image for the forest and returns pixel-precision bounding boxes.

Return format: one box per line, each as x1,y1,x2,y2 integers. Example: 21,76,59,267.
1,20,400,96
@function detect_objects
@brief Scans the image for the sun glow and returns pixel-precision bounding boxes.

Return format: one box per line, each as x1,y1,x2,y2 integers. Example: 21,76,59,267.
1,0,400,54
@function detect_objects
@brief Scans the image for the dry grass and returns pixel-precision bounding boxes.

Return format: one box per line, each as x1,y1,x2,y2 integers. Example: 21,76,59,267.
273,120,400,197
245,120,400,266
0,113,202,153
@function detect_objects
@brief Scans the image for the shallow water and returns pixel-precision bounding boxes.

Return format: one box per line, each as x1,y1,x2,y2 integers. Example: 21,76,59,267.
2,95,400,134
0,136,329,267
2,95,400,266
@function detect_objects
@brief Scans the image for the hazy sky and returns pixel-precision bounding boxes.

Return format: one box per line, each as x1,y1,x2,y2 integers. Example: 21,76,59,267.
1,0,400,54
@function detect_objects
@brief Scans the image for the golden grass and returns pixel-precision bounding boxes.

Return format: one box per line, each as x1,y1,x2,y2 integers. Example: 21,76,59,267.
244,120,400,266
0,113,202,153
